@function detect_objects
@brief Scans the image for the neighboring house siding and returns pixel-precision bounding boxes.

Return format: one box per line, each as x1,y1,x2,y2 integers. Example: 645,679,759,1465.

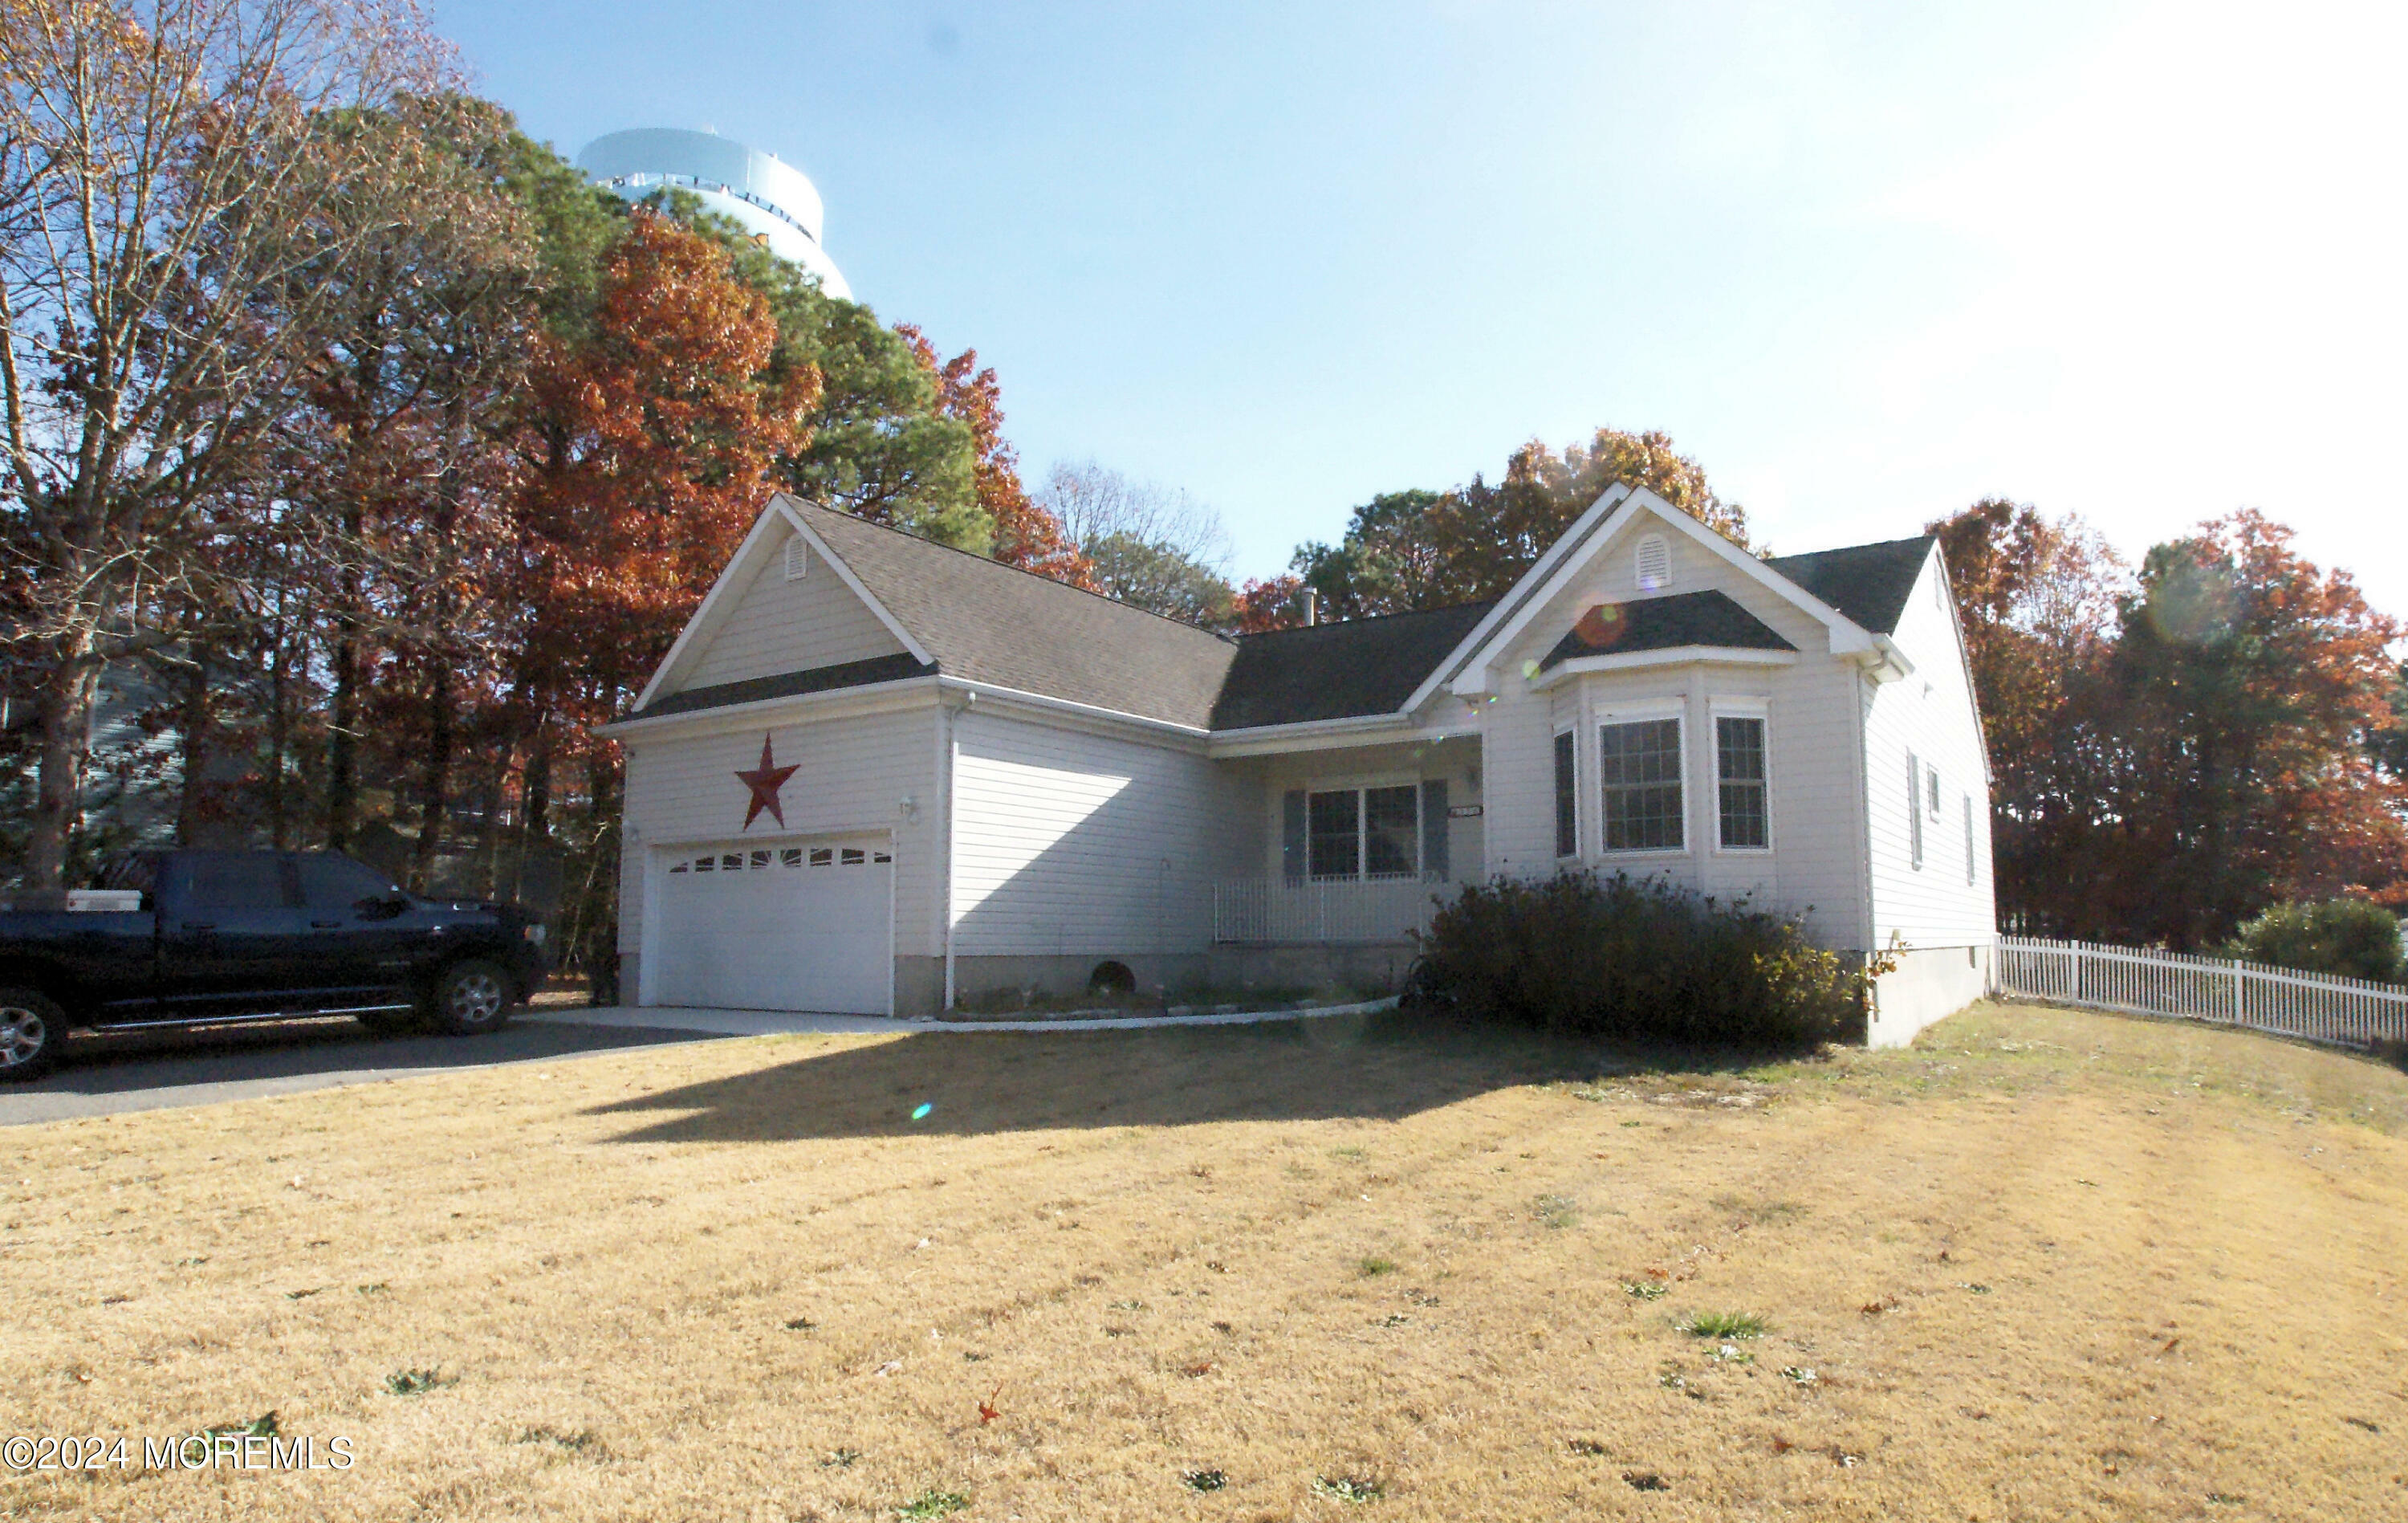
676,541,906,694
948,710,1237,958
618,702,942,964
1863,554,1996,948
1475,515,1871,950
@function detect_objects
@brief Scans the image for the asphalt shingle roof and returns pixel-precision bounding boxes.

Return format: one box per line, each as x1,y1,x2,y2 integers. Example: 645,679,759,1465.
1536,590,1796,670
628,502,1940,731
628,652,934,721
1209,601,1498,730
1763,535,1933,636
791,499,1239,729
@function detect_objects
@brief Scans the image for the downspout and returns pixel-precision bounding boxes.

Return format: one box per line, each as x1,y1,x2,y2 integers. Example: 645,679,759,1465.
941,690,973,1011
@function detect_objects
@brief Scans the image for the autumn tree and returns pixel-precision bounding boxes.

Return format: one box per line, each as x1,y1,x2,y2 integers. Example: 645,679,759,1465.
508,210,816,968
1926,499,2127,934
2095,513,2405,947
896,324,1092,585
267,95,542,876
0,0,447,888
514,210,816,726
1293,427,1745,619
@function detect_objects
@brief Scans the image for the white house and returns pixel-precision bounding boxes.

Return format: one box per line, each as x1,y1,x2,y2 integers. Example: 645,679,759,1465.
597,484,1997,1045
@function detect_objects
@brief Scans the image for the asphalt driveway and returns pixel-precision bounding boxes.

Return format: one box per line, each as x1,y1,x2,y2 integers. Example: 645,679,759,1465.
0,1012,720,1126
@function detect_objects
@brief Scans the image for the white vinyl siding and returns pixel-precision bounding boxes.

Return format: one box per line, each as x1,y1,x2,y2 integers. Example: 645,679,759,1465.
678,548,907,692
620,702,941,965
949,711,1236,957
1863,554,1996,949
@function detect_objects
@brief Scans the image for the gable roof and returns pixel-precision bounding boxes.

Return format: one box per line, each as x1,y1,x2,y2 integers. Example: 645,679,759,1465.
1536,590,1796,671
782,499,1239,729
1763,536,1933,636
617,492,1941,737
1211,601,1497,730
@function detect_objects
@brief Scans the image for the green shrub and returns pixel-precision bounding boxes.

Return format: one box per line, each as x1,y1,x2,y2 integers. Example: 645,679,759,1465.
2224,898,2402,983
1406,870,1860,1047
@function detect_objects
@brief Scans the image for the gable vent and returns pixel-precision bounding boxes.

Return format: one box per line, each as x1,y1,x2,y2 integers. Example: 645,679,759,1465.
1635,534,1671,592
783,534,808,581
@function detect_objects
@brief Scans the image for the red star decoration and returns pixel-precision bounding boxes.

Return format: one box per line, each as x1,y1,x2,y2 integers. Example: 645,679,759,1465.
734,735,799,829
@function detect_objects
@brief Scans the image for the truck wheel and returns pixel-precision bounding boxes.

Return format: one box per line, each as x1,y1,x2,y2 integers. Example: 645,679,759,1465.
424,959,515,1036
0,988,63,1082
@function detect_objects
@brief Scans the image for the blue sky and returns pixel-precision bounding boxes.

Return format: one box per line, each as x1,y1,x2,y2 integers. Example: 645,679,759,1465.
437,1,2407,613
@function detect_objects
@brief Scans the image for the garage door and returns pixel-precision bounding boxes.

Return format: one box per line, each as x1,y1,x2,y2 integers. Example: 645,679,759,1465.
647,838,893,1014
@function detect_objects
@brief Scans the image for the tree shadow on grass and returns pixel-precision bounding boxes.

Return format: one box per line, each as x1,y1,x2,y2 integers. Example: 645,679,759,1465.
585,1010,1818,1145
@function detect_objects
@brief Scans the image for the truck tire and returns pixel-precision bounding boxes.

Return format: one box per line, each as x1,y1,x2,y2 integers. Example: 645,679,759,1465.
0,987,63,1082
423,959,515,1036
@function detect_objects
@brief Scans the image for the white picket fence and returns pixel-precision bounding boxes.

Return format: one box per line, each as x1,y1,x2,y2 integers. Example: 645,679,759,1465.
1995,936,2408,1049
1211,878,1438,944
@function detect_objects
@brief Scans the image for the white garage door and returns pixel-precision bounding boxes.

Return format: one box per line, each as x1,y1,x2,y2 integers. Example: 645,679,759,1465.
648,838,893,1014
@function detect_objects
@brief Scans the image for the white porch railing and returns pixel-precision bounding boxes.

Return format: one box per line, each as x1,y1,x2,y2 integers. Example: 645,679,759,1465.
1212,878,1441,944
1995,936,2408,1049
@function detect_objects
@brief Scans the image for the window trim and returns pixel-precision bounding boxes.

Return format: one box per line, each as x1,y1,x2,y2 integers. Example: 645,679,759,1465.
1709,703,1771,854
1304,780,1425,882
1597,712,1689,856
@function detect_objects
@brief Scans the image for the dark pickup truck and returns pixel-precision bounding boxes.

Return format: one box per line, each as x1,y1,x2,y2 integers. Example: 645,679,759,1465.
0,849,551,1081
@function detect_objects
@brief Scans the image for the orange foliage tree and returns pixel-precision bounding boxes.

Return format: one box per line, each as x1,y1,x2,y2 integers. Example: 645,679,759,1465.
511,210,819,731
1935,501,2406,946
894,324,1094,588
2097,512,2405,945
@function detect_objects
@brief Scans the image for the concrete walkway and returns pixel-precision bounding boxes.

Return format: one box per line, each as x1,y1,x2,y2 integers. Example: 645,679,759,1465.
527,996,1398,1038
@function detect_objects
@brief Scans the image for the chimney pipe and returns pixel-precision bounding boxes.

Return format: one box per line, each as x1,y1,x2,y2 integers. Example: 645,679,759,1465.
1303,587,1318,626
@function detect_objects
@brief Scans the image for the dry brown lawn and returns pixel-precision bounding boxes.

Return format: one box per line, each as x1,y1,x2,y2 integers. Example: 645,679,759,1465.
5,1001,2407,1521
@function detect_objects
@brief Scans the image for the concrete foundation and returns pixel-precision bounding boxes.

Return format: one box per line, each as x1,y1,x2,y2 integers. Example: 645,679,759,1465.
1868,942,1993,1049
938,945,1413,1015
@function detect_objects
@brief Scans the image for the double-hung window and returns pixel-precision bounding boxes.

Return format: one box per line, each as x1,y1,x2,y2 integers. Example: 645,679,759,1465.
1599,718,1684,852
1714,715,1768,849
1307,783,1422,880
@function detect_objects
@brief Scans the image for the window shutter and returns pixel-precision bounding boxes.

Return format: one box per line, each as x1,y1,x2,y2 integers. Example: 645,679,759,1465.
1421,779,1450,881
1553,731,1577,857
1282,789,1307,884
